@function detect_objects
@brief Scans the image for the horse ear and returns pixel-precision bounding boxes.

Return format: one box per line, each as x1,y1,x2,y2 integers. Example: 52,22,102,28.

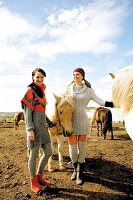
53,93,61,103
109,73,115,79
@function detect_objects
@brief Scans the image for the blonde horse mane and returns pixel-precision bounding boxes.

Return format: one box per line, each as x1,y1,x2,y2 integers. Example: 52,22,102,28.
111,67,133,113
50,94,74,123
57,95,75,110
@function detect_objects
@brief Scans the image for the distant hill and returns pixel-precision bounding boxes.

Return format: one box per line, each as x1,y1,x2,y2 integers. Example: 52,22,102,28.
0,112,16,117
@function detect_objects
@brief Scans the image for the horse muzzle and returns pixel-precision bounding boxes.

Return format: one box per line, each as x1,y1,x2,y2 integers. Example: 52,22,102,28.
62,128,73,137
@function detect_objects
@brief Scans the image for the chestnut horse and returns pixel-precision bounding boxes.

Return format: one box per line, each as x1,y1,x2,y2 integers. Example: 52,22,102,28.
109,66,133,140
91,107,113,139
14,112,24,130
47,94,75,172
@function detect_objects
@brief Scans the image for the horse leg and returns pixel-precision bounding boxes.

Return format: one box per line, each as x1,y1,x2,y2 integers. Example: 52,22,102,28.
103,132,106,140
96,122,99,136
48,155,55,172
14,122,19,130
97,122,101,136
100,122,103,136
27,148,30,157
102,124,107,139
110,124,114,140
14,124,18,130
56,134,66,170
111,130,114,140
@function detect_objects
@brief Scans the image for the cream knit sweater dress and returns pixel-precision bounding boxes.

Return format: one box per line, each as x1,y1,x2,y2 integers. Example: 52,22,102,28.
65,84,106,135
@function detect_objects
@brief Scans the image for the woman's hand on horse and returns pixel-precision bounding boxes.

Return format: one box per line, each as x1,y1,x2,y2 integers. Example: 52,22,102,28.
27,130,35,141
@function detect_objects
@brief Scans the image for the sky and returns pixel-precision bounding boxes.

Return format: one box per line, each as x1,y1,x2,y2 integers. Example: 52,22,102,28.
0,0,133,112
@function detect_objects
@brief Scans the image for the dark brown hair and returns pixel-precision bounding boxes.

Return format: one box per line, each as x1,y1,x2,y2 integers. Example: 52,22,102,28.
32,68,46,81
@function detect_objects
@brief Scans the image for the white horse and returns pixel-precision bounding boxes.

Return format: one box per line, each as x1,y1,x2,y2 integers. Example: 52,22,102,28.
47,94,75,172
109,66,133,140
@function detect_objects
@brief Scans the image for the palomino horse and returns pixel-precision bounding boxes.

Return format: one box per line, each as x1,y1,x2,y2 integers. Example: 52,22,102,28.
14,112,24,130
109,66,133,140
47,94,74,172
91,107,113,139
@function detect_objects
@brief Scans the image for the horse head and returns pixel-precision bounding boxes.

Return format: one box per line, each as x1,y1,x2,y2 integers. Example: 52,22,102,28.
53,94,74,136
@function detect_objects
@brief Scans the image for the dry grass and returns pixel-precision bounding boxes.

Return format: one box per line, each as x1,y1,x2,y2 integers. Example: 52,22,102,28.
0,123,133,200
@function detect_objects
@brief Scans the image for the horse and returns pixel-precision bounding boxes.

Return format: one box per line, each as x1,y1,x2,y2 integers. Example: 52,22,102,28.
14,112,24,130
109,66,133,140
91,107,113,139
47,94,75,172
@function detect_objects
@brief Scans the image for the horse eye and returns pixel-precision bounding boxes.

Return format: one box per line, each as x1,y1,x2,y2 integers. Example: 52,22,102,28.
59,111,62,114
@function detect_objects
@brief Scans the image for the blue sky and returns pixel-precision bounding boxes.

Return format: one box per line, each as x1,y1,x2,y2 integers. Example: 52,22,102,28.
0,0,133,112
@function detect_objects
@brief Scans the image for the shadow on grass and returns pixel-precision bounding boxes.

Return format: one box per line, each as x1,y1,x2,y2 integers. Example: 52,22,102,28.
83,158,133,197
40,185,132,200
51,155,133,199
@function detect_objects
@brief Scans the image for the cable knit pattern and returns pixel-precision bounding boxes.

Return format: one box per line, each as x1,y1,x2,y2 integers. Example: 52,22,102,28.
65,84,105,135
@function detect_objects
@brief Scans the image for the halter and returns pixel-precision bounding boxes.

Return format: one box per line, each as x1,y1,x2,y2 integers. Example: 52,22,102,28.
50,103,63,135
49,95,74,137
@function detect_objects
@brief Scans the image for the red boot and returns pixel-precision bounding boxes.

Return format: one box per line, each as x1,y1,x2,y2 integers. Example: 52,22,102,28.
37,173,51,186
31,176,42,192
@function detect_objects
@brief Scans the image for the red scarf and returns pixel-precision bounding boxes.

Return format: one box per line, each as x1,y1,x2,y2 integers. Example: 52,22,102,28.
21,83,47,112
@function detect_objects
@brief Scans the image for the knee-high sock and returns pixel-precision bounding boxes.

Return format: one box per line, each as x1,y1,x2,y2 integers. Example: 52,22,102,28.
69,144,78,163
78,141,86,163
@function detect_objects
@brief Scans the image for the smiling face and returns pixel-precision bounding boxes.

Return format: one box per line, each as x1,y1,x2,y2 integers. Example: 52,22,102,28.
73,71,83,85
33,71,45,85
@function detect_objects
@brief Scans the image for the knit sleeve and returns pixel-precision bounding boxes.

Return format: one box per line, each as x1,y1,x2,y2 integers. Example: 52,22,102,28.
23,105,35,132
90,89,105,106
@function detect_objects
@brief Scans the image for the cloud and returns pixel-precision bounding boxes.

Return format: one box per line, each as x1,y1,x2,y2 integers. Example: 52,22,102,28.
124,50,133,56
0,0,129,71
0,8,33,38
46,0,128,54
0,0,131,111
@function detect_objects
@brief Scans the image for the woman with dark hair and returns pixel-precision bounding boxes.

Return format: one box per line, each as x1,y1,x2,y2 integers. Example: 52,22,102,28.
66,67,113,185
21,68,54,193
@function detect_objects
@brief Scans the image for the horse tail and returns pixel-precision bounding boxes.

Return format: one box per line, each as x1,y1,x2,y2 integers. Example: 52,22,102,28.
102,109,112,135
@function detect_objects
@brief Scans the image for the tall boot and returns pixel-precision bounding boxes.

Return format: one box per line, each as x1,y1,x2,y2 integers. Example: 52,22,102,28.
37,173,51,186
71,162,77,181
30,176,42,193
76,162,84,185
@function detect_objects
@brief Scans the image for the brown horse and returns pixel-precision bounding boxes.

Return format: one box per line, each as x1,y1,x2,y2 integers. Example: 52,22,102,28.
91,107,113,139
14,112,24,130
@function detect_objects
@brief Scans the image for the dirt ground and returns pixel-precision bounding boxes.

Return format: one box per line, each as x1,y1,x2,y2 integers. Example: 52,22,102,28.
0,122,133,200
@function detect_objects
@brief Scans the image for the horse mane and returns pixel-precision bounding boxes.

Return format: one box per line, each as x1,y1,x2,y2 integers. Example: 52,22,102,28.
112,67,133,113
57,95,75,110
50,95,74,123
